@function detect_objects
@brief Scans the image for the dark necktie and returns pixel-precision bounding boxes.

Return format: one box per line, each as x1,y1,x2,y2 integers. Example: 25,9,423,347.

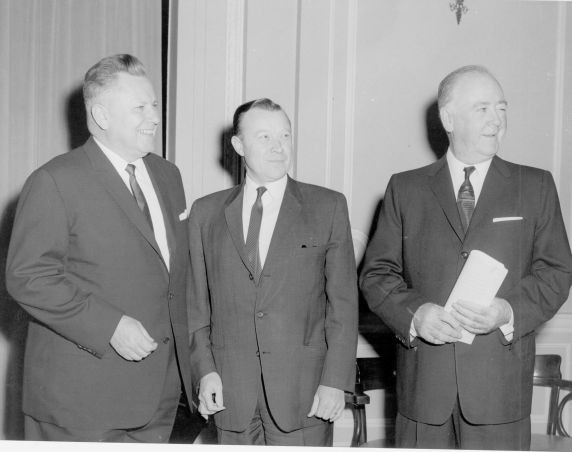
125,164,154,231
457,166,476,232
245,186,266,282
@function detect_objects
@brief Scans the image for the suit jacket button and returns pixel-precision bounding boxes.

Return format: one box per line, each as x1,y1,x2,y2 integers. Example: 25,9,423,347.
162,337,170,344
256,351,260,357
168,292,174,300
461,251,469,259
249,273,254,280
257,312,264,318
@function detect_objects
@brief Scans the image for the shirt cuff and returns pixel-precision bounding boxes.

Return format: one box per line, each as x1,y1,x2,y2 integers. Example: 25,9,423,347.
499,305,514,342
409,319,418,342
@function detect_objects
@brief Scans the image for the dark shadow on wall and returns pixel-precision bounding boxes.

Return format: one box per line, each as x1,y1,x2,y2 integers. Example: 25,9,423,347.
65,83,90,150
218,125,244,186
0,196,29,440
425,99,449,160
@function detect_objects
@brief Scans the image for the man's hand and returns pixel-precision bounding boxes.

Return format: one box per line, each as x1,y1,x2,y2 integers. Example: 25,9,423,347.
307,385,345,422
451,297,511,335
110,315,157,360
413,303,463,345
198,372,225,420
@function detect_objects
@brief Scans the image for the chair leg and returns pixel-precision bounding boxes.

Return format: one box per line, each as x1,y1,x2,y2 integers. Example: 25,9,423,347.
547,387,561,435
350,405,367,447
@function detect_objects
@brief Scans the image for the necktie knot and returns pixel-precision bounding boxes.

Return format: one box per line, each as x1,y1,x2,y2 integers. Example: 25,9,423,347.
463,166,475,181
256,186,267,200
125,163,136,177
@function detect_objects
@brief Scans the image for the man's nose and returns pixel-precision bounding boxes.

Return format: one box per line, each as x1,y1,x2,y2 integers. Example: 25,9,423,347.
270,138,283,152
148,106,160,124
488,109,502,125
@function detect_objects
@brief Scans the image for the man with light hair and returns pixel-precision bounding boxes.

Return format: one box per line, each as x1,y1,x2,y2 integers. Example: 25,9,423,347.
7,54,194,442
360,65,572,450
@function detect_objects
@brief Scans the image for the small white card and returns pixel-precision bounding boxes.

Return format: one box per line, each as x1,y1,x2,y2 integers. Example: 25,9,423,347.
492,216,523,223
179,208,190,221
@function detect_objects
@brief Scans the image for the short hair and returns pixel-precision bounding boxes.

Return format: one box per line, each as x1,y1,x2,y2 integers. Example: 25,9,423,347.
437,65,500,109
83,54,147,107
232,98,286,136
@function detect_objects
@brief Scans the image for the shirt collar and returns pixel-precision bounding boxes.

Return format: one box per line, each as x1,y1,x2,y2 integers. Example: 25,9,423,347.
244,174,288,202
94,137,144,173
446,149,493,178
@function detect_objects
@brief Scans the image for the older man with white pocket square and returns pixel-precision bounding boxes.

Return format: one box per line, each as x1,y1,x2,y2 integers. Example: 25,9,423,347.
360,65,572,450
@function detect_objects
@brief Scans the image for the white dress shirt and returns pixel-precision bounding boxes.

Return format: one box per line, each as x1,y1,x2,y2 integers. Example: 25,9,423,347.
94,138,170,270
242,174,288,268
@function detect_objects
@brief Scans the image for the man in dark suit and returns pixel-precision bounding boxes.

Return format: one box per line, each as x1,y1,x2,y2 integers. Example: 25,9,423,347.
360,65,572,450
188,98,358,446
6,54,193,442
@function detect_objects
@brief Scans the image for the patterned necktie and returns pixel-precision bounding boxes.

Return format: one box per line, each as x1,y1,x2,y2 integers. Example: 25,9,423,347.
457,166,476,232
245,186,267,282
125,164,154,231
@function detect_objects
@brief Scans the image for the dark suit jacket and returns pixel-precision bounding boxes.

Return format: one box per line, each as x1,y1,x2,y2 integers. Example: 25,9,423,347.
360,155,572,425
188,177,358,432
6,137,193,429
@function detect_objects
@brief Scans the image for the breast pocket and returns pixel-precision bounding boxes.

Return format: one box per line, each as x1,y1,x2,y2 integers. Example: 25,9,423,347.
292,244,327,258
479,218,533,265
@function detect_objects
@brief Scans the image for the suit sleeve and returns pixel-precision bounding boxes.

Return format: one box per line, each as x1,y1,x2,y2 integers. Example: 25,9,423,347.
188,201,217,384
503,171,572,341
359,175,428,345
6,168,123,357
320,194,359,392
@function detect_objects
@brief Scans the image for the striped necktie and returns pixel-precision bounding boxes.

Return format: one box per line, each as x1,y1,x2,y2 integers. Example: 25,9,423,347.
457,166,476,232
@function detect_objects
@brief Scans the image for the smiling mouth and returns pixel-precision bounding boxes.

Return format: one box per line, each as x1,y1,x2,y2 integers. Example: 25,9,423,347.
139,129,156,136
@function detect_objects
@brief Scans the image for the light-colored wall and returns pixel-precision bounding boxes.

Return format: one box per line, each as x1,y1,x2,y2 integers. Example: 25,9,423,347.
172,0,572,445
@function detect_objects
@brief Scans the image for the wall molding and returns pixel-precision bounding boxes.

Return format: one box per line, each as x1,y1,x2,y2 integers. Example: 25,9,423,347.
552,1,566,190
324,0,336,188
225,0,245,122
343,0,357,213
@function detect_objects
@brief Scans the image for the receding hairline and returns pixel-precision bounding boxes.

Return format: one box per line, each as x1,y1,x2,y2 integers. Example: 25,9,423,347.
232,98,289,137
437,65,503,109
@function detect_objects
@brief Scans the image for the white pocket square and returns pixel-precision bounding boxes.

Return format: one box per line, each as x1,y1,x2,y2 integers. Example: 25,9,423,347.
179,208,190,221
492,216,523,223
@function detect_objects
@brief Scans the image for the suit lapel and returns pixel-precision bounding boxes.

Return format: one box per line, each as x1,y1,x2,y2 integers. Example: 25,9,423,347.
83,138,163,262
467,156,512,234
144,155,176,271
262,177,302,277
224,184,251,272
429,158,465,242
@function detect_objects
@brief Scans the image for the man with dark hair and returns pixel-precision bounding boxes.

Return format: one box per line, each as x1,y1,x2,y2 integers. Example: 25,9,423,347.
6,54,194,442
360,65,572,450
188,98,358,446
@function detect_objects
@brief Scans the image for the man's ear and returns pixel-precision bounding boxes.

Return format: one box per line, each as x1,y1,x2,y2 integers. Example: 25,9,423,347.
231,136,244,157
91,104,109,130
439,106,454,133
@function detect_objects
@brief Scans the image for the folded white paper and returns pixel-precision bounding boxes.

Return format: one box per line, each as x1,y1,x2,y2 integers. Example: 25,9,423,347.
444,250,508,344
